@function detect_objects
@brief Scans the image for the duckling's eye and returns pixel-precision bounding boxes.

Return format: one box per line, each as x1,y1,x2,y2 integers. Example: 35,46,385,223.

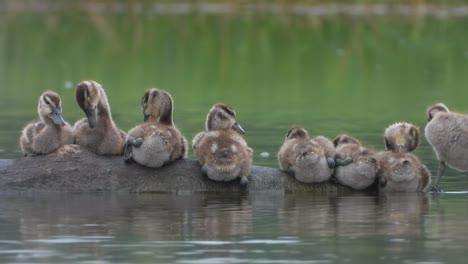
217,112,227,120
42,97,50,105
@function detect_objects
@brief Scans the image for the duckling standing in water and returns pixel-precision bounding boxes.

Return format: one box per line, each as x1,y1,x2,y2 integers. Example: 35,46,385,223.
333,134,379,190
425,103,468,191
278,126,336,183
74,80,126,155
124,88,187,168
384,122,420,153
378,122,431,192
20,91,73,156
192,103,253,186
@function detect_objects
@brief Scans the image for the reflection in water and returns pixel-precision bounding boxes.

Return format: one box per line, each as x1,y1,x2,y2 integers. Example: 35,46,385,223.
0,192,467,263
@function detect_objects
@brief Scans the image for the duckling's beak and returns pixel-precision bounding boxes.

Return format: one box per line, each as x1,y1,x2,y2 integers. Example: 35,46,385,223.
85,108,97,128
49,107,65,127
233,122,245,134
397,145,408,152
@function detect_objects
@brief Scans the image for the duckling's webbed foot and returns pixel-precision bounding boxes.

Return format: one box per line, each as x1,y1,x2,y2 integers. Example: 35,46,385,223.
240,176,249,186
379,175,387,188
123,149,133,164
326,157,336,169
127,136,143,148
133,138,143,148
431,186,443,193
123,140,134,164
201,165,208,175
287,166,295,176
336,157,353,166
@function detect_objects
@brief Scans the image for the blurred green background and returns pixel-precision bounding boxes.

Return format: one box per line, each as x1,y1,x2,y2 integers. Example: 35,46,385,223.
1,0,467,174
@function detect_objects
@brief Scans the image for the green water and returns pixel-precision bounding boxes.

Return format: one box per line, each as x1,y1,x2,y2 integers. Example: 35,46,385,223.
1,2,468,263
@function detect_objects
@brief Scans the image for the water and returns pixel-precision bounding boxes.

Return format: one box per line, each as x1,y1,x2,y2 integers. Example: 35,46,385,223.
0,192,467,264
1,1,468,263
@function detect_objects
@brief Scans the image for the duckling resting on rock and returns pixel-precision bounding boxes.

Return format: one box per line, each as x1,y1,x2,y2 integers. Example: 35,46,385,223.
425,103,468,192
192,103,253,186
377,152,431,192
20,90,73,156
378,122,431,192
278,126,336,183
124,88,187,168
333,134,379,190
74,80,126,155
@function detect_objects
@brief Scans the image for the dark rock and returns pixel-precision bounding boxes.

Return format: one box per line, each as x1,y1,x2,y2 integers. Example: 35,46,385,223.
0,145,355,193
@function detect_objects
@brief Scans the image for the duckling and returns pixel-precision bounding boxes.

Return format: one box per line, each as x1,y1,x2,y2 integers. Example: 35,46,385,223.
19,91,73,156
124,88,187,168
424,103,468,191
192,103,253,186
333,134,379,190
73,80,126,155
277,126,335,183
377,151,431,192
384,122,420,152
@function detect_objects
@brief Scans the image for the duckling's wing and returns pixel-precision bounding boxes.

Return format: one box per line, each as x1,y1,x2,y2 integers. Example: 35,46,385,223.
192,132,206,150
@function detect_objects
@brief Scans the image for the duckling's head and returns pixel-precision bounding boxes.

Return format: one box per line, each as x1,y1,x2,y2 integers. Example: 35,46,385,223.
206,103,245,134
38,91,65,126
285,126,309,141
76,80,102,128
333,134,360,147
426,103,449,121
384,122,420,152
141,88,173,124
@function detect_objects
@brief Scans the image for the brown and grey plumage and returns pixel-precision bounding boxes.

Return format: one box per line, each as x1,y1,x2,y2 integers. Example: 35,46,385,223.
425,103,468,191
377,151,431,192
384,122,420,153
278,126,335,183
192,103,253,186
73,80,126,155
333,134,379,190
124,88,187,168
19,90,73,156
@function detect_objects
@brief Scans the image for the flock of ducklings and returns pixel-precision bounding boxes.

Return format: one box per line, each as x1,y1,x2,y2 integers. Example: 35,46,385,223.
19,80,468,192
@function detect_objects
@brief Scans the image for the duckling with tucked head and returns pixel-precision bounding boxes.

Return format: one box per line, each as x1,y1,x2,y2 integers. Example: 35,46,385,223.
20,91,73,155
384,122,420,153
377,152,431,192
192,103,253,186
278,126,335,183
333,134,379,190
74,80,126,155
124,88,187,167
425,103,468,191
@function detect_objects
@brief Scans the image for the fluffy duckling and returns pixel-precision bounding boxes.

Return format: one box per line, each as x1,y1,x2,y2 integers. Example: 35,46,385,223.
19,91,73,156
74,80,126,155
192,103,253,186
384,122,420,152
333,134,379,190
377,151,431,192
425,103,468,191
278,126,335,183
124,88,187,168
